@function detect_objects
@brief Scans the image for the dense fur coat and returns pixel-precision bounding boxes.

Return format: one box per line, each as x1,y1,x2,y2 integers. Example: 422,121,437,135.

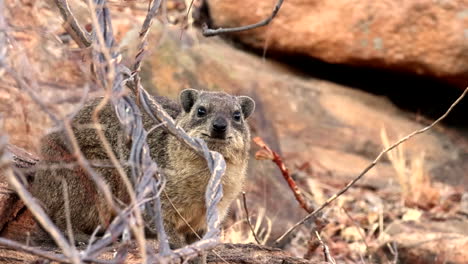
31,89,255,248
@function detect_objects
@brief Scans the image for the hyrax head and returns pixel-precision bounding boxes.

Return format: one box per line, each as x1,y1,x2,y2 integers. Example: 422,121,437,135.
177,89,255,154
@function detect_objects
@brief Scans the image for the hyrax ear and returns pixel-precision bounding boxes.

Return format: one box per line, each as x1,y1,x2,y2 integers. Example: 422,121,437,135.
180,89,199,113
238,96,255,119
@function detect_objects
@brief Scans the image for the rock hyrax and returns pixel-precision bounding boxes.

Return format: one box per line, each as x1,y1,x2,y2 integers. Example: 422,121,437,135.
31,89,255,249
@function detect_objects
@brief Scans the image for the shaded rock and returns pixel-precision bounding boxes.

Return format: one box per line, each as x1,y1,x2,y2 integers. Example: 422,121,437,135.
0,145,38,240
206,0,468,86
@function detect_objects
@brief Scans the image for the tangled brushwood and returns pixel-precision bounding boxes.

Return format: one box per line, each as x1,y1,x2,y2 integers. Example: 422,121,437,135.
0,0,285,263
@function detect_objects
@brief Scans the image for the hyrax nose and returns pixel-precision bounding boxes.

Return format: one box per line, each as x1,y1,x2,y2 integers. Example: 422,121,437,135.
212,117,227,138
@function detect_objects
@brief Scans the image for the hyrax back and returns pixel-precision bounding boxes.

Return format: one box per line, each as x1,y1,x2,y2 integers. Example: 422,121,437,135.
31,89,255,248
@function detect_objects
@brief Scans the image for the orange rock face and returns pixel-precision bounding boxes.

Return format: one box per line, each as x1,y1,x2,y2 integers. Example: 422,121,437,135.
207,0,468,85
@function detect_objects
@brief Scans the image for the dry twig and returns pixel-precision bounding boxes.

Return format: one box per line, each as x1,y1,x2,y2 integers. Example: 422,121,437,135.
5,167,81,263
54,0,92,47
315,231,336,264
342,207,369,251
253,136,313,213
0,237,70,263
202,0,284,37
242,192,261,244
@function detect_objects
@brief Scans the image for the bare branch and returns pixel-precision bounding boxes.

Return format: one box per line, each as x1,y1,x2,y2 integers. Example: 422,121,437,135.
132,0,162,104
202,0,284,37
54,0,92,47
274,86,468,244
315,231,336,264
5,169,81,263
0,237,117,264
139,0,163,43
85,0,149,260
0,237,70,263
253,136,313,213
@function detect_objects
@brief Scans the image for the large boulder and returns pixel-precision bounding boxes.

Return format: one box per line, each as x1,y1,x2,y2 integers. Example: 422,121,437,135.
206,0,468,86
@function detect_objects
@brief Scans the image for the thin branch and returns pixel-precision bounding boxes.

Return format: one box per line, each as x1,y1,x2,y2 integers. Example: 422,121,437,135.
162,190,230,263
387,241,398,264
342,207,369,251
62,121,119,214
131,0,162,102
274,86,468,244
54,0,91,47
85,225,101,253
5,168,81,263
0,237,69,263
0,3,126,260
202,0,284,37
86,0,151,260
62,179,76,247
242,192,261,244
315,231,336,264
0,237,114,264
91,96,148,261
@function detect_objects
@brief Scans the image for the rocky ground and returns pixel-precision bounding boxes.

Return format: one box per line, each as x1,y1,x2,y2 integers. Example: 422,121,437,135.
1,0,468,263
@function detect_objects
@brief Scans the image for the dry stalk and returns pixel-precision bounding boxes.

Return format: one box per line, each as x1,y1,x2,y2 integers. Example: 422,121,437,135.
0,237,71,263
242,192,261,244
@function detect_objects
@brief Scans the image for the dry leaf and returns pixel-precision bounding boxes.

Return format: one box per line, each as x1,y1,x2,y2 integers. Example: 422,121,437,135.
402,208,422,222
341,226,365,242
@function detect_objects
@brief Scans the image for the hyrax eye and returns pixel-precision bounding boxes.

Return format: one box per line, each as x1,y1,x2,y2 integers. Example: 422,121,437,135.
233,111,241,121
197,106,207,117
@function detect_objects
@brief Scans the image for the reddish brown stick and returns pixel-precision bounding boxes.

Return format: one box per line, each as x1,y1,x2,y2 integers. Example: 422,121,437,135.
253,137,313,213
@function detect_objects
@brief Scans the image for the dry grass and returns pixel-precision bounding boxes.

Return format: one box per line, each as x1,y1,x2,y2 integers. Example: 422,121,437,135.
380,127,440,209
222,199,272,245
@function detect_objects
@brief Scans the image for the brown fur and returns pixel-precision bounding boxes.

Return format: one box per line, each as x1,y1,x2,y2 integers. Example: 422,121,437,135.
31,89,255,249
